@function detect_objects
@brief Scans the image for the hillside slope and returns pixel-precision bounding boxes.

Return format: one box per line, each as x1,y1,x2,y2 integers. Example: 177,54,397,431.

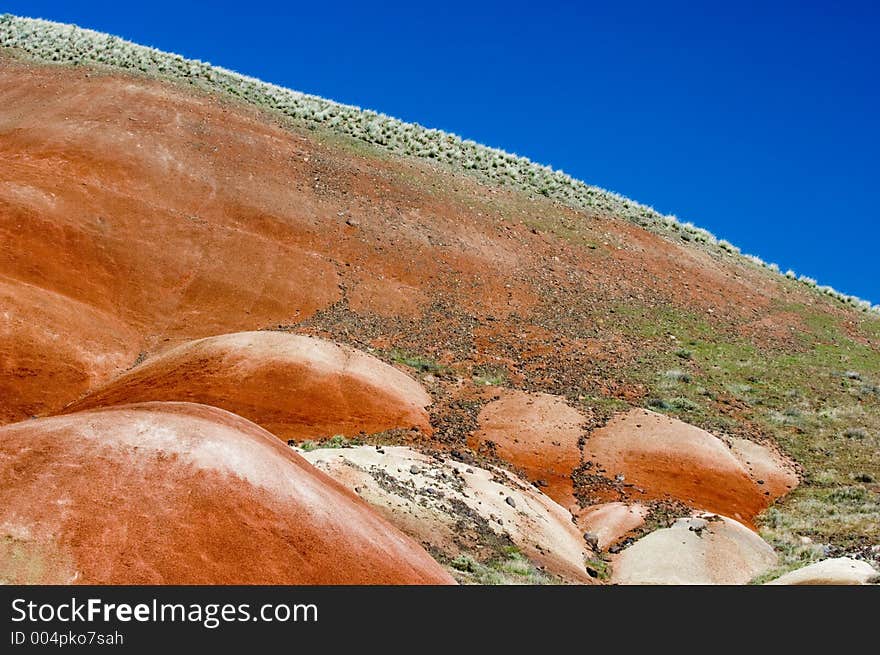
1,17,878,583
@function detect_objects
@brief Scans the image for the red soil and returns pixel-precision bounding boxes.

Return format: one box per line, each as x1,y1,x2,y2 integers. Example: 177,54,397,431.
468,390,585,511
0,59,840,426
0,402,454,584
0,276,138,423
66,331,432,440
583,408,794,525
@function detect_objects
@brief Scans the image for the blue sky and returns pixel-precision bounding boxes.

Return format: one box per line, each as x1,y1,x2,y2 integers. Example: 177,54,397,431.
6,1,879,304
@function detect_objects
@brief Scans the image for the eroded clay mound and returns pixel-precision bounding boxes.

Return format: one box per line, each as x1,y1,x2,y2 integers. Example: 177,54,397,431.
584,408,796,523
766,558,879,585
612,514,777,585
577,502,648,551
302,445,595,584
728,436,799,501
0,402,453,584
468,390,585,511
67,332,432,440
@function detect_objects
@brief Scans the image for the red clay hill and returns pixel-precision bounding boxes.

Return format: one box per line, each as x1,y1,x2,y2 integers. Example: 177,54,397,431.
66,331,432,440
1,59,830,427
0,403,453,584
1,42,878,584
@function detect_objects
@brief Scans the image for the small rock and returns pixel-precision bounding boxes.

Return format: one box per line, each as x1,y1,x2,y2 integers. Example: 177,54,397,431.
505,496,516,508
410,465,421,475
345,218,360,227
583,532,599,549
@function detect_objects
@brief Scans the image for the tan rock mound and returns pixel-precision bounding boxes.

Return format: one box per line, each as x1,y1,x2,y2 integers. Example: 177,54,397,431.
302,444,595,584
66,331,432,440
468,390,585,511
577,502,648,551
0,402,454,584
584,408,796,524
612,514,777,585
766,558,879,585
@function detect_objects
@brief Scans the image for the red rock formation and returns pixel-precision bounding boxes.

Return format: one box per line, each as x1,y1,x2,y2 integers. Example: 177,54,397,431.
577,502,648,550
469,390,585,511
584,408,797,525
0,402,455,584
67,331,432,440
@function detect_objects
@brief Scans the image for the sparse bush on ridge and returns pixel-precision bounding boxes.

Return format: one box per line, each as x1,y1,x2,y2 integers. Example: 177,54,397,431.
1,14,877,314
843,427,868,440
662,368,692,383
294,435,359,451
718,239,740,254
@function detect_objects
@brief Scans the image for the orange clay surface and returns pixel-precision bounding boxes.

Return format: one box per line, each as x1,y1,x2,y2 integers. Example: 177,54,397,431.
67,331,432,440
583,408,797,525
469,390,585,512
0,402,455,584
0,59,830,427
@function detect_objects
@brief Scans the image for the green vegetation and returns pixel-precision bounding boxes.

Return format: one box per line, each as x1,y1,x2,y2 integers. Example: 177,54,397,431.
450,547,556,585
585,555,612,581
613,301,880,568
648,397,699,412
297,435,360,451
662,369,692,384
391,349,445,374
